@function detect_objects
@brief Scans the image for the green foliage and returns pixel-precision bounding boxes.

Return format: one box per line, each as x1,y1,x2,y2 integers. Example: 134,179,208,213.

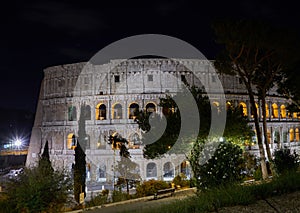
112,190,131,202
126,172,300,213
253,166,262,181
223,106,254,147
3,159,72,213
136,180,170,197
273,148,299,175
190,140,244,190
172,173,190,188
85,191,108,208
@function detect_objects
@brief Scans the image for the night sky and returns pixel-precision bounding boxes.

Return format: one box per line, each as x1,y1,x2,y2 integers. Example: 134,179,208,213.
1,0,299,112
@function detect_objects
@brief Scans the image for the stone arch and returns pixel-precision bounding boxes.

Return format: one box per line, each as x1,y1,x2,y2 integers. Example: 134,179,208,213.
67,133,76,150
280,105,286,118
265,104,270,118
163,162,174,181
145,102,156,113
296,128,299,142
289,128,294,142
98,165,106,182
96,103,107,120
112,103,122,119
128,102,139,119
239,102,247,116
68,106,77,121
251,102,259,118
180,161,191,179
146,162,157,180
272,103,279,118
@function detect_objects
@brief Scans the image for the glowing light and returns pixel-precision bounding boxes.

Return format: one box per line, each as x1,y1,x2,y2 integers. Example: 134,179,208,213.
14,138,22,147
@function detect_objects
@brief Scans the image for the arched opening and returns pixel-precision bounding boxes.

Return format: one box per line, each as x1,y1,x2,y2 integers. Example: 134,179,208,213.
67,133,76,149
113,103,122,119
86,163,91,181
163,162,174,181
239,102,247,116
146,162,157,180
96,103,106,120
296,128,299,142
68,106,77,121
280,105,286,118
129,133,141,149
293,112,298,119
289,128,294,142
272,103,279,118
145,103,156,113
180,161,191,179
129,103,139,119
265,104,269,118
98,165,106,182
251,102,259,118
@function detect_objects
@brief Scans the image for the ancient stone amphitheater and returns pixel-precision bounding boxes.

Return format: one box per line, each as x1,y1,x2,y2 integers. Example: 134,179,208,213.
26,58,300,186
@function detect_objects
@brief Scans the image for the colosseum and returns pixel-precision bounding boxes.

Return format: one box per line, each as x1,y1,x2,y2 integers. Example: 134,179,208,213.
26,58,300,188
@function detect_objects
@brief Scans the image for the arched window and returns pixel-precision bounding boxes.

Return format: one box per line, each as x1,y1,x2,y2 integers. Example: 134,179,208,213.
98,165,106,182
129,133,141,149
265,104,270,118
84,105,91,120
280,105,286,118
250,102,259,118
86,163,91,181
289,128,294,142
96,104,106,120
163,162,174,181
239,102,247,116
146,162,157,179
146,103,156,113
272,103,279,118
293,112,298,119
67,133,76,149
113,103,122,119
68,106,77,121
129,103,139,119
296,128,300,142
180,161,191,179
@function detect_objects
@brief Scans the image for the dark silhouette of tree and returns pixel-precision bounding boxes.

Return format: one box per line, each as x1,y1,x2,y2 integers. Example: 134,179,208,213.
73,105,87,203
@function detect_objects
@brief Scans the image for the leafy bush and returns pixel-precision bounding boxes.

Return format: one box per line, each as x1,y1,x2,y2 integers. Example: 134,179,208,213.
85,193,107,207
273,148,299,175
190,141,245,190
112,190,131,202
136,180,170,197
172,173,190,188
3,158,72,213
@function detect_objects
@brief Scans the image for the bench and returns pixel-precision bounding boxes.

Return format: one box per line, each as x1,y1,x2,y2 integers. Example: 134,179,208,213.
154,188,175,200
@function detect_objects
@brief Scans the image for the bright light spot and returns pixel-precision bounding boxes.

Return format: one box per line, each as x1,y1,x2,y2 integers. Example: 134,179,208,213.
14,139,22,147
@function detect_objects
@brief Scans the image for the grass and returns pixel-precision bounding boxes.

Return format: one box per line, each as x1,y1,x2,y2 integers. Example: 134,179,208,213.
124,172,300,213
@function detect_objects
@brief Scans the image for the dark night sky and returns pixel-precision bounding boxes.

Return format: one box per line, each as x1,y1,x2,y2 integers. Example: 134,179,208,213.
0,0,299,112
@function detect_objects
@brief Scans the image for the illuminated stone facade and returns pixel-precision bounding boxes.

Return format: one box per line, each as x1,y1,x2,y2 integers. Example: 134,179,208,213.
26,59,300,185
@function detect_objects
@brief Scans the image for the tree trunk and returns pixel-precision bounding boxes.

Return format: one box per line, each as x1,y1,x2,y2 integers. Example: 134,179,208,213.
261,95,272,161
126,179,129,194
247,85,269,180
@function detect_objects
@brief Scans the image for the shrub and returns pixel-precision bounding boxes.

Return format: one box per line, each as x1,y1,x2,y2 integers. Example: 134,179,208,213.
112,190,131,202
273,148,299,175
4,159,72,213
191,141,245,190
136,180,170,197
172,173,190,188
85,193,108,207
